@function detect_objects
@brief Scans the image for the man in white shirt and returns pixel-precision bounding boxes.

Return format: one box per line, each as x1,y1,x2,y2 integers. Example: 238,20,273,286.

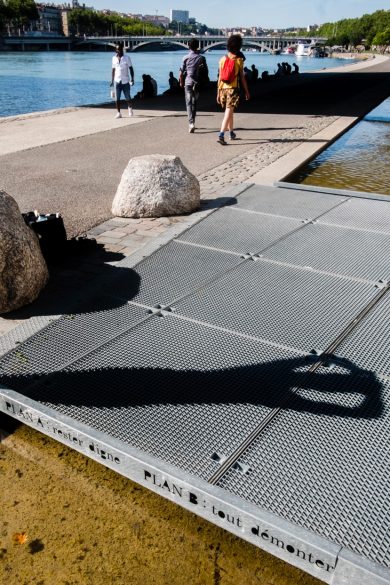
111,43,135,119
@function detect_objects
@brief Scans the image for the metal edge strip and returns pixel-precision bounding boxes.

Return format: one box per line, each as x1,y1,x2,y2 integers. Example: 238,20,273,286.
332,548,390,585
274,182,390,203
1,387,389,585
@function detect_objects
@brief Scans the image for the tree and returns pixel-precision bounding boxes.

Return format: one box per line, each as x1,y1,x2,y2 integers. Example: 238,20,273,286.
372,28,390,51
68,9,165,37
317,9,390,49
8,0,38,24
1,0,38,32
0,0,11,32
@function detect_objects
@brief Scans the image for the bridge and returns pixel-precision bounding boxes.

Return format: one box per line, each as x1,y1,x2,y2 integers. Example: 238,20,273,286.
77,34,326,53
2,34,326,53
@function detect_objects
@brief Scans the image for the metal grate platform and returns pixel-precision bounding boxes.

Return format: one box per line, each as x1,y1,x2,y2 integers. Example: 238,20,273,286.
1,184,390,585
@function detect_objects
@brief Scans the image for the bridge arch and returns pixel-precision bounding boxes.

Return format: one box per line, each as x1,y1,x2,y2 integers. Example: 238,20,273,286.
131,40,188,52
202,41,227,52
74,39,117,50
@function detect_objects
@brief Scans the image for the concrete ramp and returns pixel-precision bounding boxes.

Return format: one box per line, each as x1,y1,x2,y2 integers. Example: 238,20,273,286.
1,185,389,584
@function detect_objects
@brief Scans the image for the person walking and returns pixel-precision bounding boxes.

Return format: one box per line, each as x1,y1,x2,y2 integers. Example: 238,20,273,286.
111,43,134,119
179,38,208,133
216,34,250,145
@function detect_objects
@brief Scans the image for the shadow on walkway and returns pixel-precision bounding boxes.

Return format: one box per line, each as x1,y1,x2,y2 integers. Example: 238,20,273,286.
0,354,384,421
1,245,140,318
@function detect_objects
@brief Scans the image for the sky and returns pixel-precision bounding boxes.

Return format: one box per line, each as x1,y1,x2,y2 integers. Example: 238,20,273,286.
89,1,388,28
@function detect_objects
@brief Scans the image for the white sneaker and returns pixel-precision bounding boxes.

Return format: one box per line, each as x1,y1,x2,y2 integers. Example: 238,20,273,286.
115,112,122,119
189,123,195,133
128,107,134,117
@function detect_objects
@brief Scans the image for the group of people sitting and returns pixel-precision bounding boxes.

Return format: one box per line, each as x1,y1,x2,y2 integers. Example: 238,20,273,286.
243,64,259,83
275,62,300,76
135,74,158,99
136,71,184,98
134,60,299,101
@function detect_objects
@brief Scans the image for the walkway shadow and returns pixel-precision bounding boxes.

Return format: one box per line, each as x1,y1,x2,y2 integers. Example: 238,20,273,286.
0,354,384,421
199,197,237,211
1,244,141,319
240,71,390,118
95,69,390,119
1,197,236,320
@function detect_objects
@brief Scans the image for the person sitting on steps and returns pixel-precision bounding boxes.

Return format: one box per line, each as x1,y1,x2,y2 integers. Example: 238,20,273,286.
135,74,154,99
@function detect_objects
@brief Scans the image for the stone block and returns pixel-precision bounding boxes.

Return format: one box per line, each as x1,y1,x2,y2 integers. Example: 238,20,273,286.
112,154,200,218
0,191,48,314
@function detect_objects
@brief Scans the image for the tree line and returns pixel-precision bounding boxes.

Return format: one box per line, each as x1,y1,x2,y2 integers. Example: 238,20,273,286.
68,9,165,37
0,0,38,32
67,11,218,37
316,10,390,48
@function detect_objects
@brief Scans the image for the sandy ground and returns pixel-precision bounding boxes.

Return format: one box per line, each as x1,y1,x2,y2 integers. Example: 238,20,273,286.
0,423,323,585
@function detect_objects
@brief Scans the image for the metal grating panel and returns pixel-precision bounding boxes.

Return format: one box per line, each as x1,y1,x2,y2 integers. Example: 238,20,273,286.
263,222,390,281
334,292,390,376
110,240,241,306
175,260,378,352
178,206,302,254
0,304,148,380
217,367,390,568
0,316,58,358
320,197,390,233
234,184,346,219
0,313,306,480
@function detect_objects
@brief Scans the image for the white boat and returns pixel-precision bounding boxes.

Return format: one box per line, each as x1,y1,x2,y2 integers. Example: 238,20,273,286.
295,42,313,56
295,42,325,57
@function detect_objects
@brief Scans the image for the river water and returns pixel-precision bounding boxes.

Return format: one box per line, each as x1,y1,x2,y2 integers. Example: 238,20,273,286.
0,50,356,117
288,97,390,196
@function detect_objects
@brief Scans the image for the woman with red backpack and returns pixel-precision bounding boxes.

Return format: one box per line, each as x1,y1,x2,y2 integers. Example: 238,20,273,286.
216,34,250,145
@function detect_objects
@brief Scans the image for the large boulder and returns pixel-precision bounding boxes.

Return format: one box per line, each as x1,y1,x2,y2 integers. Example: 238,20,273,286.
0,191,49,314
112,154,200,218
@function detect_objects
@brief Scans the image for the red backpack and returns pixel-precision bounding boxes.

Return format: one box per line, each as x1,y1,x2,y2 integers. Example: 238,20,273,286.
220,56,236,83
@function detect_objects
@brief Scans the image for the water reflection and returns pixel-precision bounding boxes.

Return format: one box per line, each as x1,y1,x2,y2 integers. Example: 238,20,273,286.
289,97,390,195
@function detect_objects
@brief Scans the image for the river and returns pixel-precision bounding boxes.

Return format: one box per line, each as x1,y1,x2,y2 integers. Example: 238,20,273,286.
0,50,357,117
287,96,390,195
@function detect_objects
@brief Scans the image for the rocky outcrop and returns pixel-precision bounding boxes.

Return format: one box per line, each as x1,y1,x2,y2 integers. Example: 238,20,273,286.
0,191,48,314
112,154,200,218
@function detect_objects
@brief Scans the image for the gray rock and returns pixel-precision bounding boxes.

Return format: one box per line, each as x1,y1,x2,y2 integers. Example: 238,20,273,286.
0,191,49,314
112,154,200,218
